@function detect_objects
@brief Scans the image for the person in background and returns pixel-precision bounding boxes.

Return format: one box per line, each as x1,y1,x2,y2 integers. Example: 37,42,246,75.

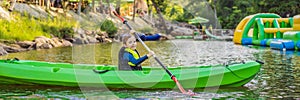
8,0,16,12
135,0,148,17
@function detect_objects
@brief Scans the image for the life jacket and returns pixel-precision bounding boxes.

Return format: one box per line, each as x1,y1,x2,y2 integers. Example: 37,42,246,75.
118,47,142,70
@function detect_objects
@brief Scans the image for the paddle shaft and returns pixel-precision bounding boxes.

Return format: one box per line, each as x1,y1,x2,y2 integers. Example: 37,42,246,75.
121,17,174,78
113,12,186,93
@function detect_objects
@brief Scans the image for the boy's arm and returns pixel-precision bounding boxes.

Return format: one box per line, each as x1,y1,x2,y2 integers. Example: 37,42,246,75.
124,53,148,65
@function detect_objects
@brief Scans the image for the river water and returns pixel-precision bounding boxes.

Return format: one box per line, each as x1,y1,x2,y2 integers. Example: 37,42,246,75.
0,40,299,99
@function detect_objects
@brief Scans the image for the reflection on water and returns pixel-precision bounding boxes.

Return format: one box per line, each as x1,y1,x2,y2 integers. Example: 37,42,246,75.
1,40,258,66
0,40,300,99
250,49,300,99
0,85,258,99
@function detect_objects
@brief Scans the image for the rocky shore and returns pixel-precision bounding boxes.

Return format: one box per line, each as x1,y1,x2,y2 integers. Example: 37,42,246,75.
0,3,212,56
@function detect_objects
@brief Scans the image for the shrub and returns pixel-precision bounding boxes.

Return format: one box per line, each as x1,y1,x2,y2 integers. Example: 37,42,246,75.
0,14,49,41
40,17,77,39
0,12,78,41
100,20,118,38
60,27,74,39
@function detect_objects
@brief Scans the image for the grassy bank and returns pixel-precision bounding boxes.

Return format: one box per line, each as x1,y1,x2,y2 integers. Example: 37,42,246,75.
0,12,78,41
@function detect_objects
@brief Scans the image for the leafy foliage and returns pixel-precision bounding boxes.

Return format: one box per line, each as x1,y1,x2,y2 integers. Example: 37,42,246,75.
40,17,76,39
151,0,300,29
214,0,300,29
0,14,48,41
152,0,170,13
164,4,184,20
0,12,77,41
151,1,194,23
175,9,195,22
100,20,118,37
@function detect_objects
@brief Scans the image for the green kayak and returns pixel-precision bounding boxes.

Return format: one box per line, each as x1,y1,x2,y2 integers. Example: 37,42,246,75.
0,59,261,89
175,36,194,39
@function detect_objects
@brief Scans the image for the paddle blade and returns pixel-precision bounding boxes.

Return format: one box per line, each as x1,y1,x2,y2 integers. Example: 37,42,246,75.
171,76,196,96
171,76,186,93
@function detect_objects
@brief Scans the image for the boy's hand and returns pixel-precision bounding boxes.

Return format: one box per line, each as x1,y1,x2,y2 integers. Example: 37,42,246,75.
129,30,136,35
147,50,155,57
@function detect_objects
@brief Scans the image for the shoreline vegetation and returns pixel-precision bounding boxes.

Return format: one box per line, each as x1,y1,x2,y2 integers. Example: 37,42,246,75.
0,3,164,56
1,0,300,56
0,2,203,56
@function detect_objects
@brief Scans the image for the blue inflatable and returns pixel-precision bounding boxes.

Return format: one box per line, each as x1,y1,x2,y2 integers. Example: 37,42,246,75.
270,40,295,50
139,33,161,41
260,39,268,46
241,38,252,45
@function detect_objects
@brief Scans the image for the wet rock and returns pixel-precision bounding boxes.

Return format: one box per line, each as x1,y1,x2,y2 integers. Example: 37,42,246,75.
63,36,74,42
74,36,89,44
96,35,106,43
73,28,89,44
87,35,98,43
61,40,73,47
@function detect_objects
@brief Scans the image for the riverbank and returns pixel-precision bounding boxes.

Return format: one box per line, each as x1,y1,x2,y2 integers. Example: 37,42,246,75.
0,3,215,56
0,3,162,56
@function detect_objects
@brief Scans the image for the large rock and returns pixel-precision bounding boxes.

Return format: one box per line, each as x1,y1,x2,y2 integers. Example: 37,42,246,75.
0,46,8,56
14,3,49,19
28,4,50,18
61,39,73,47
104,38,112,43
0,43,26,53
50,38,63,47
87,12,104,23
0,7,11,21
34,42,52,49
34,36,49,44
34,36,54,49
74,34,89,44
34,42,43,49
87,35,98,43
40,43,53,49
170,27,194,36
17,41,35,48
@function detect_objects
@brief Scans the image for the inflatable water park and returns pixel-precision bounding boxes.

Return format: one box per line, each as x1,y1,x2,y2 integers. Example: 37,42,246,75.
233,13,300,50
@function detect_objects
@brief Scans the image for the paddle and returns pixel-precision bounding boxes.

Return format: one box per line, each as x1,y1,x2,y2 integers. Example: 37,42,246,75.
112,11,192,95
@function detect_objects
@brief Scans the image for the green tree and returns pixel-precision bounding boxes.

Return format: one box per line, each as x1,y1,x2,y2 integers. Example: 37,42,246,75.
214,0,300,29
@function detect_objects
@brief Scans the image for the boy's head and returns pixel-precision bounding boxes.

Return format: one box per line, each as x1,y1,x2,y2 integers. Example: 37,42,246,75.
121,33,137,50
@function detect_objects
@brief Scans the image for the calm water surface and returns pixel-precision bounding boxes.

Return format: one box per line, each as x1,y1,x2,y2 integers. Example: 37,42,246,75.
0,40,299,99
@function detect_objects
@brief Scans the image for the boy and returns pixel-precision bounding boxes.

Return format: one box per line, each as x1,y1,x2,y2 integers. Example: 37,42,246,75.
118,33,154,70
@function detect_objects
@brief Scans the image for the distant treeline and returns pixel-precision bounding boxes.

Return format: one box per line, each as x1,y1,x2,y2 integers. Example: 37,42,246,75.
150,0,300,29
214,0,300,29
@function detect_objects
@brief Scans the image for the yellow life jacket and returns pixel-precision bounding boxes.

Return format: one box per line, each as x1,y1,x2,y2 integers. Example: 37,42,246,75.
125,48,140,66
